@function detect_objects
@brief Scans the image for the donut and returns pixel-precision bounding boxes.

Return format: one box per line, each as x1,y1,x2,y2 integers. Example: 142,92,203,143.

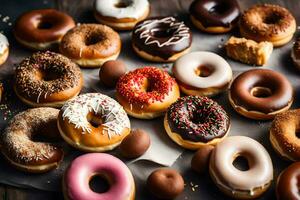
209,136,273,199
99,60,126,87
291,37,300,71
60,24,121,68
191,145,214,174
132,16,192,62
63,153,135,200
276,162,300,200
229,69,294,120
116,67,180,119
239,4,296,47
0,108,63,173
14,51,83,108
120,129,151,159
147,168,184,199
94,0,150,30
270,109,300,161
189,0,240,33
57,93,131,152
172,51,232,97
164,96,230,150
0,33,9,65
14,9,75,50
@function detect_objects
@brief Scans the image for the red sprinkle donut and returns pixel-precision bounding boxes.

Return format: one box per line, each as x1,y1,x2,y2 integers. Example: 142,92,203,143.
14,9,75,50
116,67,180,119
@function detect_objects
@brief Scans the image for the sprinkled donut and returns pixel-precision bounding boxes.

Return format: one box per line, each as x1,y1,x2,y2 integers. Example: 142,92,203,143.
94,0,150,30
57,93,131,152
14,51,83,108
0,33,9,65
164,96,230,150
63,153,135,200
209,136,273,199
116,67,180,119
172,51,232,96
132,17,192,62
60,24,121,68
0,107,64,173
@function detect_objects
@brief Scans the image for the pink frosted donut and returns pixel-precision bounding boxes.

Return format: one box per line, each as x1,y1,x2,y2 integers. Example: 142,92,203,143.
63,153,135,200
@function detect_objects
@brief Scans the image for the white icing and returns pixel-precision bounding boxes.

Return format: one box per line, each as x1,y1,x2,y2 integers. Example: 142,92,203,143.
61,93,130,139
134,17,190,47
211,136,273,193
0,33,8,54
94,0,149,19
173,51,232,88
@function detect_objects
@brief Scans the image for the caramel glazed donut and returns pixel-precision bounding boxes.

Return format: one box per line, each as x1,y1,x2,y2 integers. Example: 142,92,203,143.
14,51,83,108
270,109,300,161
132,16,192,62
116,67,180,119
239,4,296,47
172,51,232,97
229,69,293,120
164,96,230,150
0,33,9,65
58,93,131,152
0,108,64,173
60,24,121,68
94,0,150,30
14,9,75,50
276,162,300,200
189,0,241,33
209,136,273,199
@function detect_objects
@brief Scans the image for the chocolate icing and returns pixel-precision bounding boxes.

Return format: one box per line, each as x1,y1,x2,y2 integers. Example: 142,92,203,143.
189,0,240,28
167,96,229,143
276,162,300,200
230,69,293,114
132,16,192,60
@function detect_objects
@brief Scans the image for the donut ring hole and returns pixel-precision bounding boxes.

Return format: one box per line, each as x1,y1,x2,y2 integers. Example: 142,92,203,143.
114,0,132,8
89,174,111,193
150,26,176,38
85,33,103,46
250,86,272,98
87,112,103,128
263,12,283,25
35,69,62,82
295,128,300,139
208,3,230,15
195,65,214,77
232,154,250,171
190,110,207,124
37,20,53,29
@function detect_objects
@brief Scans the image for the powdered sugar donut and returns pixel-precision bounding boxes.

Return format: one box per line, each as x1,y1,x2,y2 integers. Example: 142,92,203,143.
172,51,232,96
0,33,9,65
57,93,131,152
94,0,150,30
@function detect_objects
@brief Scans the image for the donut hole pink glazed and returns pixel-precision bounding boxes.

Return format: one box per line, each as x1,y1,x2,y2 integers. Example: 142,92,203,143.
63,153,135,200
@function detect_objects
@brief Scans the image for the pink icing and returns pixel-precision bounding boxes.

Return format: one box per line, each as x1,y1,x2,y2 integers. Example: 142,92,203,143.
65,153,134,200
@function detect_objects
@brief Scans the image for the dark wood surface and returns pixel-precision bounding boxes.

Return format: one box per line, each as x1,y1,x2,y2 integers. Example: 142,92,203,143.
0,0,300,199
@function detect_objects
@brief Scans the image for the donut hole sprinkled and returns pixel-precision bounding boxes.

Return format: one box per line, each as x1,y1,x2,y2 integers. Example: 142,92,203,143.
263,12,283,25
35,68,62,82
85,33,104,46
89,174,111,193
194,65,214,77
232,155,250,171
250,86,272,98
87,112,104,128
114,0,132,8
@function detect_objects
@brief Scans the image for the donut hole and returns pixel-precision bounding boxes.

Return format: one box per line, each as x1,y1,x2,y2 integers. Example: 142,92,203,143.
250,87,272,98
151,26,176,38
37,21,53,29
89,174,110,193
195,65,214,77
85,33,103,46
295,129,300,139
232,155,249,171
143,79,156,93
36,70,61,82
114,0,132,8
87,112,103,128
264,13,283,25
208,3,229,15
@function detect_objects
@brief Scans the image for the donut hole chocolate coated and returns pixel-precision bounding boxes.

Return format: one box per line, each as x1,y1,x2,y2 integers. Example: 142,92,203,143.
208,2,230,15
87,112,104,128
150,26,176,38
232,155,250,171
89,174,111,193
37,20,53,29
35,68,62,82
250,86,272,98
195,65,214,77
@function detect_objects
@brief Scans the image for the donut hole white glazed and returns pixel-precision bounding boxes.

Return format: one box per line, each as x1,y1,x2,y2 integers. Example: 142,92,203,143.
232,155,250,171
172,51,232,96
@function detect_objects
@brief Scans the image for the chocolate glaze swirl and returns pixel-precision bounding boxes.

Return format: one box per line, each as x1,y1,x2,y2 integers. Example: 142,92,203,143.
132,16,192,60
189,0,240,28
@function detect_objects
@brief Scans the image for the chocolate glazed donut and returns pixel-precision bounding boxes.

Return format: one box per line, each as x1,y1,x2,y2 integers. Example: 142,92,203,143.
189,0,240,28
229,69,293,119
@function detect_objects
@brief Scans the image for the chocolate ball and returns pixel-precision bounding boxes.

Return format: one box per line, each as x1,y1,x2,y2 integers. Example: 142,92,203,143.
191,145,214,174
120,129,150,159
147,168,184,199
99,60,126,87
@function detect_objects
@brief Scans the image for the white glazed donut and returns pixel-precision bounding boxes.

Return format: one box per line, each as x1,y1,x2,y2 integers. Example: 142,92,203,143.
0,33,9,65
172,51,232,96
209,136,273,199
94,0,150,30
